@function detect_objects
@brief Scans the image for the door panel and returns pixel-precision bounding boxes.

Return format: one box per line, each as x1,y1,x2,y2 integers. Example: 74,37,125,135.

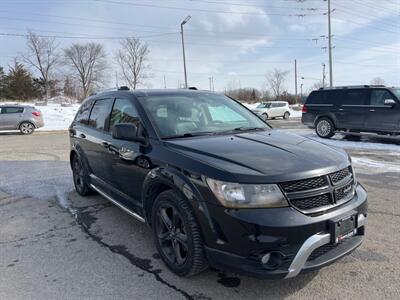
0,107,23,129
107,98,150,209
365,89,400,132
336,89,370,130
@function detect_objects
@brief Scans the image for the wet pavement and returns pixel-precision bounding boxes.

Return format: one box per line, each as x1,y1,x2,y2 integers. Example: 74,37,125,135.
0,127,399,299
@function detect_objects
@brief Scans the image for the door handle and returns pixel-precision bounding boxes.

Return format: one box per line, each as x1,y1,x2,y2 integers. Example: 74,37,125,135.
369,109,375,112
338,108,344,111
79,133,86,138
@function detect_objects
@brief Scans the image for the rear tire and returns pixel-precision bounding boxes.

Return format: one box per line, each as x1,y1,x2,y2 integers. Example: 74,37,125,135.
152,190,208,277
72,155,93,196
315,117,335,139
283,112,290,119
19,122,35,135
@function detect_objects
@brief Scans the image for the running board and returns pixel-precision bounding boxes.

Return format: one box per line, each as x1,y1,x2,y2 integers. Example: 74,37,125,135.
334,131,400,140
90,184,146,223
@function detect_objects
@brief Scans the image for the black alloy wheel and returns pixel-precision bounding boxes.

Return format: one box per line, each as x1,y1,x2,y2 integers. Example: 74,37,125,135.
72,156,92,196
152,190,208,277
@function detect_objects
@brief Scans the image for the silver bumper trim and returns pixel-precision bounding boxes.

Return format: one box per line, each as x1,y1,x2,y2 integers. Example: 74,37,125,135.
285,213,367,279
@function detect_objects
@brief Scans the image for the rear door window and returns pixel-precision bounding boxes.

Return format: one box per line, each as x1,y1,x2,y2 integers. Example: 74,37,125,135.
88,98,113,131
370,89,395,106
343,89,369,106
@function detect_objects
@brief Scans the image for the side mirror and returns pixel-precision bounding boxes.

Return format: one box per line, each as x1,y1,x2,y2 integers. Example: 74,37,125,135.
112,123,146,143
384,99,396,106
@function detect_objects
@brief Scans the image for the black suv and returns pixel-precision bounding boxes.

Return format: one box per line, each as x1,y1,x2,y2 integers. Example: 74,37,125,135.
69,88,367,279
302,85,400,138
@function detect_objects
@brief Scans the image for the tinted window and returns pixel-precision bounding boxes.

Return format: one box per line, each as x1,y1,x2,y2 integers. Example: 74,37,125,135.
343,89,369,105
307,91,340,105
370,90,394,106
109,98,140,132
75,100,93,125
88,99,113,131
2,107,24,113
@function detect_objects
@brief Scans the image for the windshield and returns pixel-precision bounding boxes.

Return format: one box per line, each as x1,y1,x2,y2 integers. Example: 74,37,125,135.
139,93,269,138
256,103,272,108
390,88,400,99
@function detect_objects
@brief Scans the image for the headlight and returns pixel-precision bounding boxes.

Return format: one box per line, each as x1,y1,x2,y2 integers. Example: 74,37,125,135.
206,178,288,208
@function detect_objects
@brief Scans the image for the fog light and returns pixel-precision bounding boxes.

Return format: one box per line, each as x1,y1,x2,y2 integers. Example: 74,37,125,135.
261,251,283,270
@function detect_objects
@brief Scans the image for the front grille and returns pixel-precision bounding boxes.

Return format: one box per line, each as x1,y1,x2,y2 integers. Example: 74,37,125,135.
335,182,354,202
329,166,352,185
291,194,331,210
280,166,354,214
280,176,327,193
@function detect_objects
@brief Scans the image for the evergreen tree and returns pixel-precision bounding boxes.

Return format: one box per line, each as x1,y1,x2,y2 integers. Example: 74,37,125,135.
4,62,41,101
0,66,6,99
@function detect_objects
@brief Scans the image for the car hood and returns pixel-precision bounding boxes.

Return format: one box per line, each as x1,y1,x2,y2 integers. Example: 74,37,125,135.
164,130,350,183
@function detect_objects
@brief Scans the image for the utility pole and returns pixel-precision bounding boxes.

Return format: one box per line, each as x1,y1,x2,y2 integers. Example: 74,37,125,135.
115,71,118,88
300,83,304,100
294,59,298,101
180,16,191,88
322,63,326,88
327,0,333,87
209,77,212,91
163,75,167,89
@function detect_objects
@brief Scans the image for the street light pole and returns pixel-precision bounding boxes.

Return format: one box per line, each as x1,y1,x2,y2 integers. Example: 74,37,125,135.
180,16,191,89
327,0,333,87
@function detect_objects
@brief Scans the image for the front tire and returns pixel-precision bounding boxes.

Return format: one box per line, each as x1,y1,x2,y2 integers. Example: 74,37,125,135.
19,122,35,135
152,190,208,277
283,112,290,119
72,155,93,196
315,117,335,138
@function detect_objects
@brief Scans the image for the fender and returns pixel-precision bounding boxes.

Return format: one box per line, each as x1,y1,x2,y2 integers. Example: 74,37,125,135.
70,140,92,181
314,113,338,128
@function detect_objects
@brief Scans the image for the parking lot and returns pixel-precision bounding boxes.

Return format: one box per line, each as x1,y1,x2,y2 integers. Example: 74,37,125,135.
1,119,399,300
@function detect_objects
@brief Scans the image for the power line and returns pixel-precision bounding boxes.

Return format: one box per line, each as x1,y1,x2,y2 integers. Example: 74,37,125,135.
0,32,179,40
94,0,323,16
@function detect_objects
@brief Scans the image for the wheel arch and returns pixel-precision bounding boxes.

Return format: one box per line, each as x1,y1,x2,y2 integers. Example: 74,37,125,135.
141,167,207,227
18,120,36,129
314,114,337,128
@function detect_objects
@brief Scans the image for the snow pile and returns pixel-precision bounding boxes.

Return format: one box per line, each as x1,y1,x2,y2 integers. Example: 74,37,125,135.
37,103,80,130
47,95,77,104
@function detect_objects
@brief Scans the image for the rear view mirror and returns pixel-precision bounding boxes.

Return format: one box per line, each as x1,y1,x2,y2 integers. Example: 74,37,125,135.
112,123,145,143
384,99,396,106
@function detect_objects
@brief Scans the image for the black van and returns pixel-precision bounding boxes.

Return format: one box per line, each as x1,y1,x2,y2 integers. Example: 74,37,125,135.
302,85,400,138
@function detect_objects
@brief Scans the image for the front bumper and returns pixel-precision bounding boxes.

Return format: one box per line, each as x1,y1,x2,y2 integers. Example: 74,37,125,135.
199,184,367,279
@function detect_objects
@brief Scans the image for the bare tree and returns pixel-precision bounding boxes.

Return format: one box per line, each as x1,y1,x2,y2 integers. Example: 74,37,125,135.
21,31,59,101
266,68,289,100
64,43,107,99
370,77,386,85
115,37,151,89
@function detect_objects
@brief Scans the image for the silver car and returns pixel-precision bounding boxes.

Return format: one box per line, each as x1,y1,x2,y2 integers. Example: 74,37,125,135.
0,105,44,134
252,101,291,120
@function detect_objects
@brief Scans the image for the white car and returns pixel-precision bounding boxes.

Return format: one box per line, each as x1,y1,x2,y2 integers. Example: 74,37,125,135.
252,101,290,120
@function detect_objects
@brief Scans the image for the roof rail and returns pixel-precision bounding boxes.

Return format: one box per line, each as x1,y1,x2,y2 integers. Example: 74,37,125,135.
319,85,386,90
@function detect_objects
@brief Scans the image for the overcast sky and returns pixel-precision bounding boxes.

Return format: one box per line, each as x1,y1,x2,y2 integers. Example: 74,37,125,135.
0,0,399,93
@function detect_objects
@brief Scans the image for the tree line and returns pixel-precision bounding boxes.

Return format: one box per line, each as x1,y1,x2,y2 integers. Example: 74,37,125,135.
0,31,151,102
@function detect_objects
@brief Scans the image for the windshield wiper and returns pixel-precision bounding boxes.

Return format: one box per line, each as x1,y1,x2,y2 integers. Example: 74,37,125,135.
163,131,215,140
218,127,266,134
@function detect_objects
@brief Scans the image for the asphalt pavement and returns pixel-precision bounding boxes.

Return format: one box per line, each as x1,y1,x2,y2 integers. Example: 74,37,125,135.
0,121,399,300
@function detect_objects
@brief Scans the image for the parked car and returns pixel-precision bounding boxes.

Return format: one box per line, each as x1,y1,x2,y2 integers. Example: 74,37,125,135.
0,105,44,134
69,88,367,279
302,85,400,138
252,101,290,120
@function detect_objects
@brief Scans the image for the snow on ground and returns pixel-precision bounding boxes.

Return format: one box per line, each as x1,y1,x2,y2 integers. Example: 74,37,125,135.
37,103,80,131
282,128,400,153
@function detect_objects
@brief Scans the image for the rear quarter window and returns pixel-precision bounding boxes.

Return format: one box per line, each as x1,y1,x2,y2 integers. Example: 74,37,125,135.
307,91,340,105
2,107,24,113
74,100,93,125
